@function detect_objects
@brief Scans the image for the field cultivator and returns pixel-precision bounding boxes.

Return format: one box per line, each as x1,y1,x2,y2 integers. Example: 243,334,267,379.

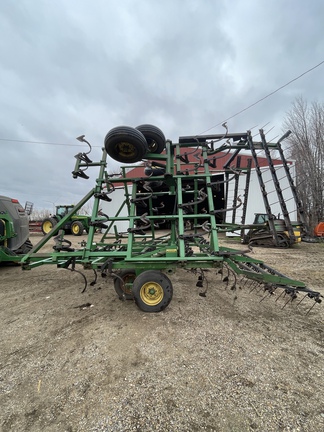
20,125,322,313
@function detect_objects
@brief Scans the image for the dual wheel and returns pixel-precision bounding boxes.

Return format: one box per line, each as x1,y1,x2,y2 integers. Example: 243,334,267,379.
104,124,166,163
114,269,173,312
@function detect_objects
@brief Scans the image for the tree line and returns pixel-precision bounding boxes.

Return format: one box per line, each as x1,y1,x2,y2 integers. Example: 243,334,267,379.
283,96,324,232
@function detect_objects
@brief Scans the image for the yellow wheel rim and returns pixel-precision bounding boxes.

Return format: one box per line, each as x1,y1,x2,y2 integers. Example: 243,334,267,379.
43,221,52,233
140,281,164,306
117,142,136,158
72,225,80,234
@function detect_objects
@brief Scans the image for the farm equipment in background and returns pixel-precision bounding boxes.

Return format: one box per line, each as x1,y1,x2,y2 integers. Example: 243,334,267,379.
41,204,92,236
314,222,324,238
242,213,301,248
0,195,33,263
18,125,322,314
24,201,34,216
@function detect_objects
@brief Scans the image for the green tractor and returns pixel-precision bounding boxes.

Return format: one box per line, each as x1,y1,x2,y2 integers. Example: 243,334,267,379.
0,195,33,263
41,205,90,236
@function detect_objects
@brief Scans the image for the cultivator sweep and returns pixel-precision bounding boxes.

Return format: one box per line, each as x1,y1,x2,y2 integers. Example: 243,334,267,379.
20,125,322,313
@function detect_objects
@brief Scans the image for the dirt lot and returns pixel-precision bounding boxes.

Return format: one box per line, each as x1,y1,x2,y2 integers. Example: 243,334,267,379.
0,233,323,432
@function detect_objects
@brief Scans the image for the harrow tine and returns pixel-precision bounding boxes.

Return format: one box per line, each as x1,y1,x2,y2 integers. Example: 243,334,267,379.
249,281,259,293
260,284,276,302
275,289,286,302
242,277,251,288
296,293,308,306
260,292,271,303
306,301,318,316
281,291,297,309
282,297,292,309
256,284,264,294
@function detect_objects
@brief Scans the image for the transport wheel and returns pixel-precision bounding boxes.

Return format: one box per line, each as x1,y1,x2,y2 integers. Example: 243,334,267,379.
104,126,148,163
136,124,166,154
132,270,173,312
41,217,57,235
114,269,136,300
71,221,84,236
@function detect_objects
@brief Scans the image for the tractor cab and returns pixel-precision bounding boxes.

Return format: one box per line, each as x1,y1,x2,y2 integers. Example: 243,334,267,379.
56,205,74,218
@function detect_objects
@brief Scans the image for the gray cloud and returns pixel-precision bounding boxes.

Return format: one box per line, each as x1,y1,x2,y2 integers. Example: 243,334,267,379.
0,0,323,210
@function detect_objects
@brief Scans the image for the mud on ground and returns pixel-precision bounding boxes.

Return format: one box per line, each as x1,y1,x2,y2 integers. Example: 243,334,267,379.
0,233,323,431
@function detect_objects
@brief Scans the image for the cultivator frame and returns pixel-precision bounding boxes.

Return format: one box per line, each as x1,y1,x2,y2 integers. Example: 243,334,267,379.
20,127,322,313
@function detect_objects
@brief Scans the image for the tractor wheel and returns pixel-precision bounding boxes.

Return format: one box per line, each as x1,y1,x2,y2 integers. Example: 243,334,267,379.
15,239,33,254
104,126,148,163
71,221,84,236
136,124,166,154
41,217,57,235
277,233,290,248
132,270,173,312
114,269,136,300
0,219,5,246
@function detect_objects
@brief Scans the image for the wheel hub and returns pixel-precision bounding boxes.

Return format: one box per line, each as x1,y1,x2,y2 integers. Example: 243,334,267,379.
117,142,136,158
140,281,164,306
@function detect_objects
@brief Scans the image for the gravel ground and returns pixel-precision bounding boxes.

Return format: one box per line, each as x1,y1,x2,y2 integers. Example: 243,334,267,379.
0,233,323,431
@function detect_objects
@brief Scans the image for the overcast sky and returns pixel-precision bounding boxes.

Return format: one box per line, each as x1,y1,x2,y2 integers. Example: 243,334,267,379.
1,0,323,212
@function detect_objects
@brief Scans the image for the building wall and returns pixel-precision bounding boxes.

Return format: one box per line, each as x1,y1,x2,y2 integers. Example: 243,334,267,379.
101,186,132,233
225,163,297,234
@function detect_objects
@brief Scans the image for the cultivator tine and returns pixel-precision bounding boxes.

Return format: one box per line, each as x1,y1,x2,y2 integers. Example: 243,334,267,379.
90,269,98,286
281,290,297,309
275,289,286,303
211,196,242,214
241,277,250,289
256,284,265,294
60,258,88,293
306,301,318,316
260,292,270,302
249,281,259,293
259,284,277,302
296,293,308,306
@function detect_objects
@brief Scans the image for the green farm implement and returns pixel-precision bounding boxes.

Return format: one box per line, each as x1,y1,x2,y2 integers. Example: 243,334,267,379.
19,125,322,313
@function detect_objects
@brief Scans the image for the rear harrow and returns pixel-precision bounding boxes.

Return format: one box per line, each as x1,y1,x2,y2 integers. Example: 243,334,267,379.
20,125,323,313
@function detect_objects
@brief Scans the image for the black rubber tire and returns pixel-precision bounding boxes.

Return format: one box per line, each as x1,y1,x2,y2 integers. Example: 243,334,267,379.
0,219,5,246
41,217,57,235
132,270,173,312
104,126,148,163
136,124,166,154
277,233,290,248
114,269,136,300
15,239,33,254
71,221,84,236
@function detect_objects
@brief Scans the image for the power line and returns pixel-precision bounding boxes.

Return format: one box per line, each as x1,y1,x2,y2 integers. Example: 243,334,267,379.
1,60,323,147
0,138,101,148
199,59,324,134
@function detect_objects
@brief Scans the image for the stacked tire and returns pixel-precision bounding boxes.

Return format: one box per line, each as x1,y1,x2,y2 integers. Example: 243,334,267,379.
104,124,166,163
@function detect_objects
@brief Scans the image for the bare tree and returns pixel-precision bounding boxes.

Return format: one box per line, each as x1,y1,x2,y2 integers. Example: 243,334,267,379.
29,208,51,221
283,96,324,231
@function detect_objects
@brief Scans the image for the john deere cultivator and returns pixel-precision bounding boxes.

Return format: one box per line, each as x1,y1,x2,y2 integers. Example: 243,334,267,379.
20,125,322,313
